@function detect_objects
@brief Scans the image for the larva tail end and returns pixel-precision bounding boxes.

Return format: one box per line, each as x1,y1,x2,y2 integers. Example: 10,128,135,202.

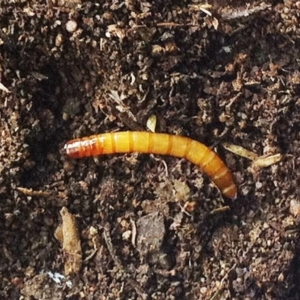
223,184,238,200
230,191,238,200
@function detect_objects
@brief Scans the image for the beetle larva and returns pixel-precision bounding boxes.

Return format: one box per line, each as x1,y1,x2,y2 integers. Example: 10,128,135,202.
64,131,237,199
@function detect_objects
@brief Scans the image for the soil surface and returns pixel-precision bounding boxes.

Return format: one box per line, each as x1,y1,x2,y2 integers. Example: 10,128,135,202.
1,1,300,299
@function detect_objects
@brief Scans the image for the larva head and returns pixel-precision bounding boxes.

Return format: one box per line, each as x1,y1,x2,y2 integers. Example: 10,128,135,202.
64,139,84,158
64,136,99,158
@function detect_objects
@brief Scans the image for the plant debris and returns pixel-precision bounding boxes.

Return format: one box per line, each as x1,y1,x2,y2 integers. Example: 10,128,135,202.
55,207,82,276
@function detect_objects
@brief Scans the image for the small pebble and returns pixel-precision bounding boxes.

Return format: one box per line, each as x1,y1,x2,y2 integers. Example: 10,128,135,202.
66,20,77,33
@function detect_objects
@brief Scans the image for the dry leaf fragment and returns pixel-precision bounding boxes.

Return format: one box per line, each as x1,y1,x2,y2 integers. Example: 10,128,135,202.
223,143,282,170
146,114,157,132
222,143,258,160
55,207,82,276
290,200,300,217
290,199,300,217
251,153,282,170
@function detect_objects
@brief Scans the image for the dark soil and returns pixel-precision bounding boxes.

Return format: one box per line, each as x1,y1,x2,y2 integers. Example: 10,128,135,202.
1,1,300,299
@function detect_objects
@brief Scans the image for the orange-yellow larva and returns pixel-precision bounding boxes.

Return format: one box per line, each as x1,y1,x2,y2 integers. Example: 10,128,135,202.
64,131,237,199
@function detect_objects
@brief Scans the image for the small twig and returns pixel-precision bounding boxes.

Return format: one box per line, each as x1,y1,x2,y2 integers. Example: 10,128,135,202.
102,224,123,270
209,206,230,215
102,224,149,299
210,263,237,300
16,187,52,197
157,22,184,27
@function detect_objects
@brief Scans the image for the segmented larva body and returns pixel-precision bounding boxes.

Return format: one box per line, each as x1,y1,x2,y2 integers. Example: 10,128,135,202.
64,131,237,199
